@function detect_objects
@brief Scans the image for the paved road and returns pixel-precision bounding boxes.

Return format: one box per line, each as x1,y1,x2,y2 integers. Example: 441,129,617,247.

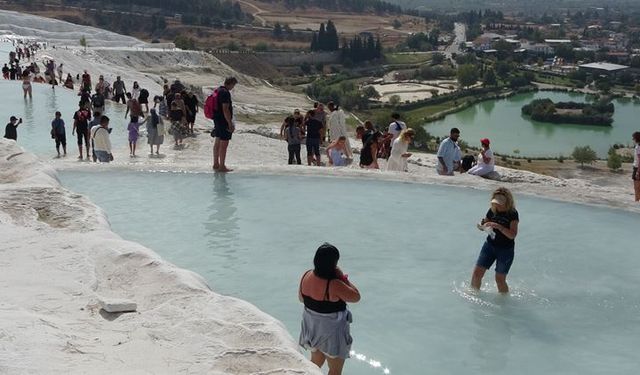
444,22,466,66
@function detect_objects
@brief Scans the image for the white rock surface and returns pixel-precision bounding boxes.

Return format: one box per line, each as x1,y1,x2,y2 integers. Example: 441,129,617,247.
0,140,321,374
99,298,137,313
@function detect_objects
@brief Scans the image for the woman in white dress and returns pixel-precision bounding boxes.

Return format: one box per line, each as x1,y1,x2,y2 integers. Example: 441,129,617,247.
387,128,415,172
468,138,495,176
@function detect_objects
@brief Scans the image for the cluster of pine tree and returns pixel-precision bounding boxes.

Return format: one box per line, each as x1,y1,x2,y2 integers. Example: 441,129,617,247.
310,21,340,51
341,34,382,63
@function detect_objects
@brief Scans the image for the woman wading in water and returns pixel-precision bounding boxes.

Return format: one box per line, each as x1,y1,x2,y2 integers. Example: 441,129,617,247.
471,187,519,294
299,243,360,375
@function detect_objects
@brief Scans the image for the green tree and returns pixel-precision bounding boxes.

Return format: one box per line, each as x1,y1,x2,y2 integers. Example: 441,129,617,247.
496,61,511,79
607,146,622,171
483,68,497,86
389,95,401,107
273,22,283,39
79,35,87,52
572,146,597,167
457,64,478,89
300,62,312,74
431,52,445,65
362,86,381,99
392,19,402,29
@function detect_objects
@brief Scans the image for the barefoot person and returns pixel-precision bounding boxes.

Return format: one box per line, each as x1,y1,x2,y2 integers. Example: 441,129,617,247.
91,115,112,163
4,116,22,140
147,109,164,156
51,111,67,157
72,105,91,160
633,132,640,202
299,243,360,375
437,127,462,176
212,77,237,172
327,102,352,159
326,136,349,166
471,188,519,294
387,128,415,172
304,110,324,166
467,138,495,176
22,72,32,99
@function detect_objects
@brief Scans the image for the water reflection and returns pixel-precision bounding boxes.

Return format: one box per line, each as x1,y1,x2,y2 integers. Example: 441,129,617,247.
471,301,513,372
482,99,496,115
205,173,240,260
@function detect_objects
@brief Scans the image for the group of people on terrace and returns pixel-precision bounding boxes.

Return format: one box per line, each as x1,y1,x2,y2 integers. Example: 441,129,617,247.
278,106,497,177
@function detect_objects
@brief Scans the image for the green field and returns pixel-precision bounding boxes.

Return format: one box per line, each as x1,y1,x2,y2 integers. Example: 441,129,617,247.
384,52,432,65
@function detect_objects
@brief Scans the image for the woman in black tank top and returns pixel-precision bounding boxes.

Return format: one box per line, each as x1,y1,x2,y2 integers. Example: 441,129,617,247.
298,243,361,375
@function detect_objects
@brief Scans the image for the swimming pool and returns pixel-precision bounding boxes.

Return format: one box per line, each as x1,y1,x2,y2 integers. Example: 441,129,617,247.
58,171,639,375
0,79,127,157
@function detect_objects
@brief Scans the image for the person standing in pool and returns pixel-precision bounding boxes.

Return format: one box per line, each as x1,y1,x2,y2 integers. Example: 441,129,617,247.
4,116,22,140
299,243,360,375
91,115,112,163
22,71,32,99
327,102,352,159
72,105,91,160
125,93,144,120
471,187,519,294
212,77,237,172
51,111,67,157
437,127,462,176
326,136,349,166
304,110,324,166
633,132,640,202
147,108,164,156
138,86,150,113
127,116,147,157
112,76,126,104
184,91,198,136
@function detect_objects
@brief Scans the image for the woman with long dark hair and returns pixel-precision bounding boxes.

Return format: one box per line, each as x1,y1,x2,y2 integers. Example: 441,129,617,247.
299,243,360,375
147,108,165,156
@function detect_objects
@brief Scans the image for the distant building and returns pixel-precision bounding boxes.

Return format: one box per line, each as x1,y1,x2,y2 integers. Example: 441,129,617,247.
578,62,630,77
545,39,572,46
523,43,554,55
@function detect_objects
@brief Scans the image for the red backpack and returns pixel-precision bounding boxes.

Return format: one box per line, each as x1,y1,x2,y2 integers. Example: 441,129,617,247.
204,87,222,119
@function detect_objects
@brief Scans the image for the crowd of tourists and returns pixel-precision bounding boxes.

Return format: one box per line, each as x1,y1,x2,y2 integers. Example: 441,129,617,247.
278,106,499,177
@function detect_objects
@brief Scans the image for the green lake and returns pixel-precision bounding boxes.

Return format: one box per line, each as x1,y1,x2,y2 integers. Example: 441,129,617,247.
425,91,639,158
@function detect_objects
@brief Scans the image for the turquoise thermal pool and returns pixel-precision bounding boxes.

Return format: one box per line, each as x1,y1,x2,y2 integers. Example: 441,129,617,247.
58,171,640,375
0,79,126,157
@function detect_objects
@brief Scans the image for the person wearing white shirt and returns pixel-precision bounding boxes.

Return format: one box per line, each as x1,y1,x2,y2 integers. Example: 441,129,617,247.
387,128,415,172
91,115,112,163
387,112,407,141
633,131,640,202
468,138,495,176
437,128,462,175
327,102,352,158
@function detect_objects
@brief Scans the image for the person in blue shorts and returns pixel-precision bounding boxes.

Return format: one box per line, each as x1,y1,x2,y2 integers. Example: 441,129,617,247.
471,187,519,294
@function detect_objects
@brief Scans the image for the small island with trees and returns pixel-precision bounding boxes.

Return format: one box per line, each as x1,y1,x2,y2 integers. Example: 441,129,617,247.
521,99,615,126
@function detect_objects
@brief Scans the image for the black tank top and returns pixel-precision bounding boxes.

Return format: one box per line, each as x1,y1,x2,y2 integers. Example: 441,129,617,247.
301,271,347,314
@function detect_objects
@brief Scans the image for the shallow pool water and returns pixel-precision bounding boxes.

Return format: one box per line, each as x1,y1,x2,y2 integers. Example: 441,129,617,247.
0,79,127,158
426,91,639,158
59,172,639,375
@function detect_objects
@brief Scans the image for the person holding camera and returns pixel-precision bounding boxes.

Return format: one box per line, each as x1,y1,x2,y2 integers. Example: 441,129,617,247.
4,116,22,141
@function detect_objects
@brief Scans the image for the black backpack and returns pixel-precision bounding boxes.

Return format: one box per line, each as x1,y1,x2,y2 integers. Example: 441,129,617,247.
461,155,475,172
